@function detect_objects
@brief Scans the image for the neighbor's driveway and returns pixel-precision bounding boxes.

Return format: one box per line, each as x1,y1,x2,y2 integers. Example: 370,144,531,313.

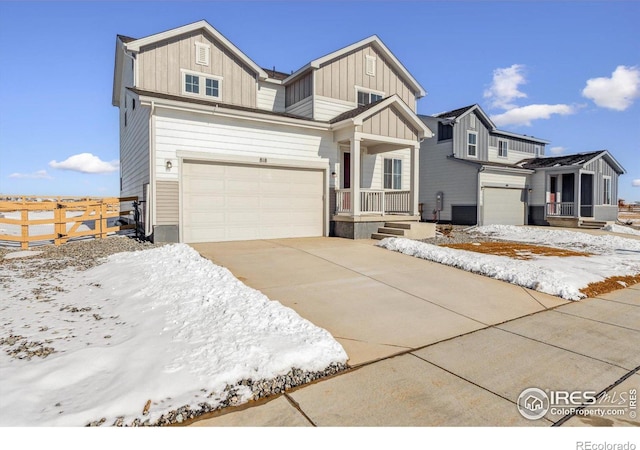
191,237,640,426
192,237,566,366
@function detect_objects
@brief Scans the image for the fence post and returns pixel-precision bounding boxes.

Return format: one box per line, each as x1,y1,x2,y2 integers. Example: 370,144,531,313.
20,207,28,250
100,201,108,239
54,205,62,246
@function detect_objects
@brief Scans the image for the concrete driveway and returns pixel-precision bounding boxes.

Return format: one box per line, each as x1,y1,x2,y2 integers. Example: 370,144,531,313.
190,237,640,426
192,237,567,366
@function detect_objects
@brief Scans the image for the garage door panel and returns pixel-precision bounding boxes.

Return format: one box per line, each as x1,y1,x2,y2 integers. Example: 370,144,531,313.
483,188,525,226
182,162,324,243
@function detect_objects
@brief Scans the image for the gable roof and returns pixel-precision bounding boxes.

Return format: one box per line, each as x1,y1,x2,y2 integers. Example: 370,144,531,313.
519,150,626,174
433,103,549,144
283,35,426,98
329,95,432,139
123,20,268,80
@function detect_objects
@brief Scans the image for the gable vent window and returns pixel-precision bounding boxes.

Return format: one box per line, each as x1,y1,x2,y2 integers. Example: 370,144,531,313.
470,114,476,129
365,55,376,76
195,42,210,66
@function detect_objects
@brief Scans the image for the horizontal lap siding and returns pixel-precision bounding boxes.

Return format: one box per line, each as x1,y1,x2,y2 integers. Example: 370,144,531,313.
156,180,179,225
314,97,355,121
138,31,257,108
314,44,416,111
257,81,285,112
154,109,333,182
120,102,150,201
285,96,313,118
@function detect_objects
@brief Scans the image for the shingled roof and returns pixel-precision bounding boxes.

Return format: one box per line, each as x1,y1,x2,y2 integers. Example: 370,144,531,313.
519,151,606,169
434,104,476,119
328,97,386,124
262,68,290,80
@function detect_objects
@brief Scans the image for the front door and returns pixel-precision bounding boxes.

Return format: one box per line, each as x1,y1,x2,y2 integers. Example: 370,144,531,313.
343,152,351,189
580,173,593,217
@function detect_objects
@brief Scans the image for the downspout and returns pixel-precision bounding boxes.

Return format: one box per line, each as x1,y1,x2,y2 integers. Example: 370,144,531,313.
147,100,156,237
477,166,485,226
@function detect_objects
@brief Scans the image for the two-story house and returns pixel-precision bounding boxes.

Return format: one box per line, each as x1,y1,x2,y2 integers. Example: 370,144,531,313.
419,104,625,227
113,20,432,242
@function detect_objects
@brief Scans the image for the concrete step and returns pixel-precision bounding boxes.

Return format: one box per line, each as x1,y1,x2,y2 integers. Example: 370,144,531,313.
579,220,607,229
377,227,406,236
371,232,399,240
384,222,412,230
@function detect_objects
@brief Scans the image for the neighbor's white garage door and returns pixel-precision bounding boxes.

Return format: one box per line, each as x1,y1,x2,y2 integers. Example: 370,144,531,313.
182,161,324,243
482,188,525,226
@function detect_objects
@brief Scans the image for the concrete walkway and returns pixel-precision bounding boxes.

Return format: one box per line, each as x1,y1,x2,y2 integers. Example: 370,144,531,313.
190,238,639,426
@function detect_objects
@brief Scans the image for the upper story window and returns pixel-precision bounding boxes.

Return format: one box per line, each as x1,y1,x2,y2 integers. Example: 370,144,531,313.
384,158,402,189
357,89,383,107
603,176,612,205
498,139,508,158
467,131,478,157
534,145,541,157
182,70,222,100
195,42,210,66
438,122,453,141
365,55,376,76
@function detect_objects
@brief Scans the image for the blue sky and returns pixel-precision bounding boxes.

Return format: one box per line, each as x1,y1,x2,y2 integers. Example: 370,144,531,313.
1,1,639,201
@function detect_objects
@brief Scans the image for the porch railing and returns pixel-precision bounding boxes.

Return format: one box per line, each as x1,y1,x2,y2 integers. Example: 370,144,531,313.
546,202,575,217
335,189,411,215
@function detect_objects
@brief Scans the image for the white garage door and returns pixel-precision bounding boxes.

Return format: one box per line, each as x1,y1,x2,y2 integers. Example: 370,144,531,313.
483,188,525,226
182,161,324,243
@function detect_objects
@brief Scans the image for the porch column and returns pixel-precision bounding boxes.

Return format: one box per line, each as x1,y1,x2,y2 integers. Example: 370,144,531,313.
409,144,419,216
350,137,361,216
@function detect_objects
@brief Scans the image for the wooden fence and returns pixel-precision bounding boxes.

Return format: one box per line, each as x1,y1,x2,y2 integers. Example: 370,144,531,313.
0,196,138,249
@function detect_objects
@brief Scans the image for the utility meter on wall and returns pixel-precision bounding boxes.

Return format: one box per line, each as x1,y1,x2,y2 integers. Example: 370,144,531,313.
435,191,444,212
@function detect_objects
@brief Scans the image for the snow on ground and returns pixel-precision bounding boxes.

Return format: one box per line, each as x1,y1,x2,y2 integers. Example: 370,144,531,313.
604,223,640,236
0,244,347,426
378,225,640,301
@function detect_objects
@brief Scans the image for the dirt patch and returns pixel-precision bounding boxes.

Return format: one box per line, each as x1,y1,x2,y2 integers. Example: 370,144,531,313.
442,242,591,260
580,275,640,298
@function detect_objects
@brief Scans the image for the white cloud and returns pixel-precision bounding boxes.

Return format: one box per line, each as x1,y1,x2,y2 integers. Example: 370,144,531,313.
49,153,118,174
490,104,576,127
483,64,528,109
633,179,640,187
582,66,640,111
9,170,52,180
549,146,566,155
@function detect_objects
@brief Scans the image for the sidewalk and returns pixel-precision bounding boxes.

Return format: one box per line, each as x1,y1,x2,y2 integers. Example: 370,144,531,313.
190,238,639,426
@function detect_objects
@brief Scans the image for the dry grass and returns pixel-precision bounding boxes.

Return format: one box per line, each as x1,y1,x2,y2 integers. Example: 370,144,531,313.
442,242,591,260
580,275,640,298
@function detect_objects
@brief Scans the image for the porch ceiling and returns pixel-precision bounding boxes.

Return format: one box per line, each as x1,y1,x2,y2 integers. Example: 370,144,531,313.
336,136,410,153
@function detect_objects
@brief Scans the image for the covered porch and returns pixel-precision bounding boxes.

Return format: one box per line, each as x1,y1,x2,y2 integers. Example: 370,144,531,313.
327,96,432,238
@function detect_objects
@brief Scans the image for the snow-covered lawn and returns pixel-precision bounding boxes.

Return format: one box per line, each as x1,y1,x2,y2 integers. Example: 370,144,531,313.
378,225,640,301
604,223,640,236
0,244,347,426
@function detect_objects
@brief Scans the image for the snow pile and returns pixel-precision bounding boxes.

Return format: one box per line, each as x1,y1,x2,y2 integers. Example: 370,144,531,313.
0,244,347,426
604,223,640,236
473,224,640,253
378,225,640,301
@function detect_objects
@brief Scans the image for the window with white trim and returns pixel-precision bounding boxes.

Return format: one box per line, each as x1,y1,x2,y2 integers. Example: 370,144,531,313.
357,90,383,107
603,176,612,205
498,139,508,158
534,145,541,157
195,42,210,66
384,158,402,190
467,131,477,157
182,71,222,100
469,114,476,129
365,55,376,76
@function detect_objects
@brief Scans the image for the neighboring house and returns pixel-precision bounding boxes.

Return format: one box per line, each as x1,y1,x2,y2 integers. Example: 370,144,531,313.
419,104,548,226
112,20,432,243
521,150,626,227
418,104,626,227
